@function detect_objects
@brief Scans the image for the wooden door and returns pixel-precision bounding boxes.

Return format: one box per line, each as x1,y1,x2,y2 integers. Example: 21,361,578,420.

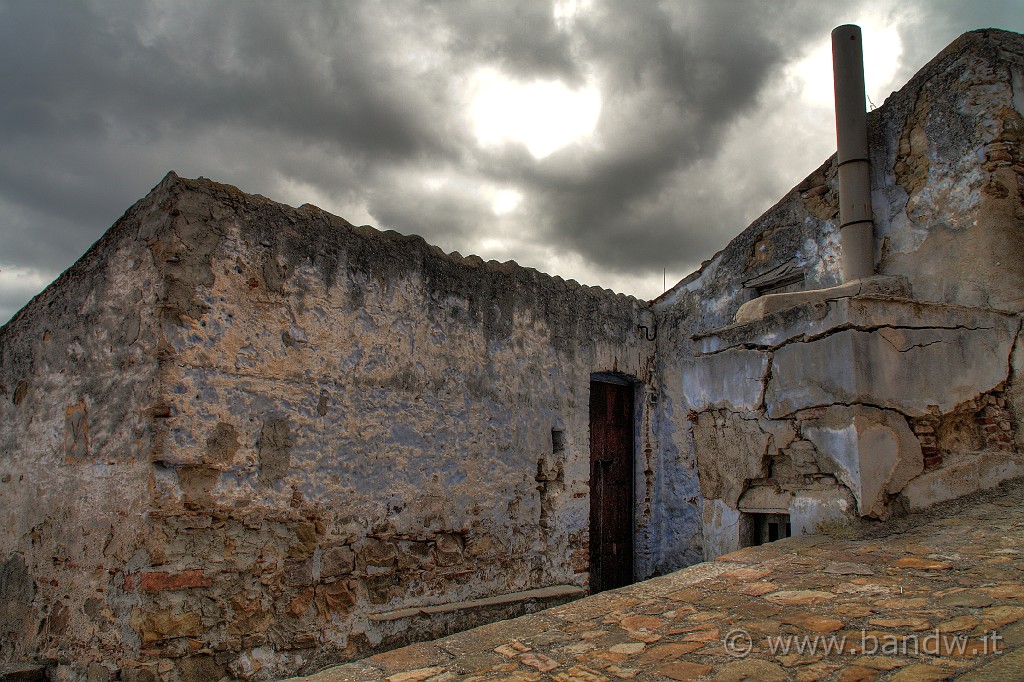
589,380,634,593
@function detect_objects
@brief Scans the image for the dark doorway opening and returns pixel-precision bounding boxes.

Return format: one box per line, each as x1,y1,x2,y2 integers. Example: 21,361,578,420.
748,513,792,546
589,378,635,593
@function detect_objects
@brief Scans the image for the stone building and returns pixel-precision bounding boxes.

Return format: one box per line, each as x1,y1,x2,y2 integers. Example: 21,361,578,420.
0,27,1022,682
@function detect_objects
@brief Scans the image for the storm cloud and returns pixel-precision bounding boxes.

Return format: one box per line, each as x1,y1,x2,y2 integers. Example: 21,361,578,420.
1,0,1022,322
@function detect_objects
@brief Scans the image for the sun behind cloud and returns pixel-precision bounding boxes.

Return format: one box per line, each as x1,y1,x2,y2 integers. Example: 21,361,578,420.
789,11,904,112
468,67,602,159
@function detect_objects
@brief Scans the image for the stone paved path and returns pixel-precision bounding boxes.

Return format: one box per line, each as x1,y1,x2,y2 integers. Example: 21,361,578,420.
288,480,1024,681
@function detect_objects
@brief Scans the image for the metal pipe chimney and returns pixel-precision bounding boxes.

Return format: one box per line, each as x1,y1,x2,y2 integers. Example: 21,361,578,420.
832,25,874,282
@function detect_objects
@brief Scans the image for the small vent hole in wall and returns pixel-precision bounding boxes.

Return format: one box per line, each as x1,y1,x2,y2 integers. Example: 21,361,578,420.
552,429,565,454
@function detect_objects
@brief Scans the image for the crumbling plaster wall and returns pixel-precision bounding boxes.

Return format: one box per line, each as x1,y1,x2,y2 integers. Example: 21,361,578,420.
653,29,1024,558
694,297,1020,521
0,172,674,680
143,174,660,678
0,186,172,670
145,174,667,678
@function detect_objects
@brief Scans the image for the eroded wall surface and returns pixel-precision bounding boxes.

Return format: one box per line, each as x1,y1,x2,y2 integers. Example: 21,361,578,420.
693,297,1020,538
0,186,173,673
654,29,1024,558
2,173,672,680
143,176,660,678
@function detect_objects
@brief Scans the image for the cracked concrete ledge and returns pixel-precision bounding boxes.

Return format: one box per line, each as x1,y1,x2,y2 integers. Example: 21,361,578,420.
684,296,1021,420
732,275,911,326
368,585,586,622
696,294,1018,356
765,323,1017,419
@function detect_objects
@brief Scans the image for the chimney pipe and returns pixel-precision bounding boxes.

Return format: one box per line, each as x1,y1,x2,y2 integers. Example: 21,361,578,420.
832,24,874,282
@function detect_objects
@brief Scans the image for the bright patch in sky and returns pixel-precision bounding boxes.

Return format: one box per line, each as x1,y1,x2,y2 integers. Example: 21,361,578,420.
0,266,54,292
0,266,58,320
469,68,601,158
491,188,522,215
791,16,903,110
553,0,593,29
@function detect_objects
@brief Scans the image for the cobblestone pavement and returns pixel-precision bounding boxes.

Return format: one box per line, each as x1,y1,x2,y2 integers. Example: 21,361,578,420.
289,480,1024,681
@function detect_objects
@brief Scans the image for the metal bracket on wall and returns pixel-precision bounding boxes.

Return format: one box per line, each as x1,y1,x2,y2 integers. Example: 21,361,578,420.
637,324,657,341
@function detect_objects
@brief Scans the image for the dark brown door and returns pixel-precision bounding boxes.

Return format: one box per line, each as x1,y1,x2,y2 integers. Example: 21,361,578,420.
589,380,634,593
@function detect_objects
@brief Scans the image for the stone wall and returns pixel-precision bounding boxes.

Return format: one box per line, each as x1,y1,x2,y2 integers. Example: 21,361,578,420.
656,28,1024,340
144,175,661,678
1,173,669,680
653,29,1024,558
0,187,170,674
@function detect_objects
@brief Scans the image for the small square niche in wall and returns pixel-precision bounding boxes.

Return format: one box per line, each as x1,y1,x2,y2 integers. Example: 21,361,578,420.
551,429,565,454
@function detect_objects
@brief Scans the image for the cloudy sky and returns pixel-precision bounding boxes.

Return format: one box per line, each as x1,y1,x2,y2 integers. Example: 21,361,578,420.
2,1,1022,324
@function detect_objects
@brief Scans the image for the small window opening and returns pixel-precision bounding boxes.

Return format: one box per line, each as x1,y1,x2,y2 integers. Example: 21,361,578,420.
756,274,805,297
742,259,806,300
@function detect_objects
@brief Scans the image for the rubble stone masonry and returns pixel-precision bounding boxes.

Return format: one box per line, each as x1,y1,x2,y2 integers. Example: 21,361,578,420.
0,174,665,679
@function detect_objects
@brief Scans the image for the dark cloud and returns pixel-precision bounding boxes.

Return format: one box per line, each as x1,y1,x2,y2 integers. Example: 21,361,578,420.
487,0,848,274
430,0,581,83
367,173,501,250
0,283,37,325
1,0,1020,324
0,1,473,291
1,2,471,158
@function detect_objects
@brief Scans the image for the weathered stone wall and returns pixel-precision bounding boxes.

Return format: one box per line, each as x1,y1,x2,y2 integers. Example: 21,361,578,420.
1,173,666,679
657,28,1024,337
142,175,658,679
876,31,1024,311
653,29,1024,558
0,185,173,674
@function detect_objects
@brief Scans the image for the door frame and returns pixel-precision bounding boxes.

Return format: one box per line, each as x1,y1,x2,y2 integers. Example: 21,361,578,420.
588,372,639,593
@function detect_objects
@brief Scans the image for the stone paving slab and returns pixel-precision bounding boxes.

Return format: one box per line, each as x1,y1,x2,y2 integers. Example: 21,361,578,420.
287,479,1024,681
